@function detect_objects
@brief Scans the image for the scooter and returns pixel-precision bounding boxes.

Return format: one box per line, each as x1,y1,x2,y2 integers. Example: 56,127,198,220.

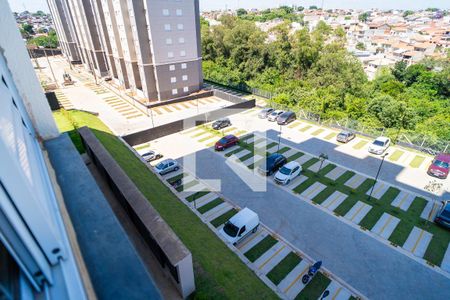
301,261,322,285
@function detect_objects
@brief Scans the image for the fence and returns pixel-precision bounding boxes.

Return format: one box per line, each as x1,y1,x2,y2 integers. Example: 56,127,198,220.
204,79,275,99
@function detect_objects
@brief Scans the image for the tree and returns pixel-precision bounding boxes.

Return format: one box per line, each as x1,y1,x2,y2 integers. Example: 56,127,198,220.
236,8,247,17
309,6,318,10
392,61,407,82
356,42,366,50
22,23,34,35
29,30,58,48
358,12,370,23
403,10,414,18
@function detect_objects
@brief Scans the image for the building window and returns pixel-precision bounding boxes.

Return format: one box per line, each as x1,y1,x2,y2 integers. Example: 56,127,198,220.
180,50,186,57
169,65,175,71
178,37,185,44
182,75,188,81
162,9,169,16
168,51,174,58
181,63,187,69
164,24,171,31
170,77,177,83
176,9,182,16
172,88,178,95
183,86,189,92
177,23,184,30
165,38,172,45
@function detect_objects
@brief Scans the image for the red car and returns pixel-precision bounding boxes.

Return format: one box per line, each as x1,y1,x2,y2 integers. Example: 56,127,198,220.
428,153,450,179
215,135,239,151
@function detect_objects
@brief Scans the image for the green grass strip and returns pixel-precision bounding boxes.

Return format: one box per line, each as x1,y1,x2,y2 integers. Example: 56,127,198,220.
353,140,368,150
210,209,238,228
244,235,278,263
388,220,414,246
198,135,216,142
312,187,336,205
317,164,336,176
334,195,358,216
197,198,224,214
324,132,337,140
293,177,317,194
335,170,355,185
359,187,400,230
175,180,199,192
410,155,425,168
311,128,325,136
302,158,319,169
166,173,186,184
192,130,209,137
186,190,210,202
266,252,302,285
287,152,304,162
388,149,405,162
288,121,302,129
295,272,331,300
299,125,312,132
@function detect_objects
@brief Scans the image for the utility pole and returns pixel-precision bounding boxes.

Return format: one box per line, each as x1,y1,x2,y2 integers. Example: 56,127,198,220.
44,49,58,88
277,124,282,152
367,152,389,202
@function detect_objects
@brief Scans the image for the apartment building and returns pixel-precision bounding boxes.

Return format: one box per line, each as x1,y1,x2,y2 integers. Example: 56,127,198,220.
48,0,203,102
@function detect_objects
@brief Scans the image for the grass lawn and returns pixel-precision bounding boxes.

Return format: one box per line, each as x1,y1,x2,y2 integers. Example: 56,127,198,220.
302,158,319,169
266,252,302,285
293,177,317,194
324,132,337,140
287,152,304,162
295,272,330,300
244,235,278,263
166,173,187,184
312,187,336,205
198,134,216,142
410,155,426,168
175,180,199,192
53,110,277,299
388,149,405,162
288,121,302,129
311,128,325,136
352,140,368,150
299,125,312,132
197,198,223,214
210,209,238,228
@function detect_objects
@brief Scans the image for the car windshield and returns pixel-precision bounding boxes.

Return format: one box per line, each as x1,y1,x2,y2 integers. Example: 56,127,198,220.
279,166,291,175
373,140,385,146
441,208,450,219
218,137,228,144
338,133,347,138
434,160,449,169
156,162,166,169
223,221,239,237
270,111,278,116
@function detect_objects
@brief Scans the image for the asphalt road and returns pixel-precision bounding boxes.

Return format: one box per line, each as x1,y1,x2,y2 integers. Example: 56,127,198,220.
182,148,450,300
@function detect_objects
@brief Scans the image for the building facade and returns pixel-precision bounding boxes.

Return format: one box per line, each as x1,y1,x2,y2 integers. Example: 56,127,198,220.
48,0,203,102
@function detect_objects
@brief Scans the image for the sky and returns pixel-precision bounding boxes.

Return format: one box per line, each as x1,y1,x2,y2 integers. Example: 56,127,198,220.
7,0,450,13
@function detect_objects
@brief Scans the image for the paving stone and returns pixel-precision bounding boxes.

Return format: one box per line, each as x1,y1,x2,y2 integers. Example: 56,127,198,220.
344,201,372,224
233,149,252,159
403,227,432,258
289,174,308,187
259,246,291,276
195,193,218,208
322,281,352,300
344,173,366,189
420,200,440,221
440,242,450,273
281,148,298,159
204,202,232,222
322,191,347,211
308,160,330,173
254,138,268,148
237,229,268,253
266,143,278,152
366,181,390,200
325,166,347,181
254,242,288,275
391,191,415,211
222,145,241,155
371,213,400,239
277,260,310,299
242,155,264,167
300,182,327,200
295,153,313,165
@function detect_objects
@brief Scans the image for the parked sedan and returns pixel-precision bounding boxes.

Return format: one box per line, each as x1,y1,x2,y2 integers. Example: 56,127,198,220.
138,149,163,162
368,137,390,155
257,153,287,176
277,111,296,125
267,110,284,122
427,153,450,179
336,131,356,143
154,159,179,175
215,134,239,151
258,107,274,119
212,118,231,130
274,161,302,185
435,200,450,229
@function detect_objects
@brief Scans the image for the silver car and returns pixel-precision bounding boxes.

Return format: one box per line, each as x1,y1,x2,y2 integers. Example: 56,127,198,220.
140,150,163,162
258,107,274,119
154,159,179,175
267,110,284,122
336,131,355,143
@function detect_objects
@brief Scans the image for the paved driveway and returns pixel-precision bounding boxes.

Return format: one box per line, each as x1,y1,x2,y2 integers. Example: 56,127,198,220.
181,148,450,300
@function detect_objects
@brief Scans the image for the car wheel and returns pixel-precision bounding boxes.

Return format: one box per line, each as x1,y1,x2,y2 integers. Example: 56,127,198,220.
286,179,290,185
174,166,179,171
252,225,258,233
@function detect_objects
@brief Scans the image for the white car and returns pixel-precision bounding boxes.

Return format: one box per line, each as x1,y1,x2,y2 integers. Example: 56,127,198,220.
154,159,179,175
274,161,302,185
368,137,390,155
220,208,259,245
267,110,284,122
137,149,162,162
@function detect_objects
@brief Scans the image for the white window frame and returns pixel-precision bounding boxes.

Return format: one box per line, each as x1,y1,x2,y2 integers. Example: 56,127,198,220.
162,9,169,16
165,38,172,45
176,9,182,16
181,63,187,69
172,88,178,95
180,50,186,57
169,65,175,71
182,75,188,81
167,51,174,58
178,37,185,44
177,23,184,30
170,77,177,83
183,86,189,92
164,24,171,31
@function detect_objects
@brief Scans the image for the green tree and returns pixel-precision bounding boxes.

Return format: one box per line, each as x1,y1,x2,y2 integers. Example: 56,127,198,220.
236,8,247,17
309,5,318,10
358,12,370,23
356,42,366,50
403,10,414,18
22,23,34,35
392,61,407,82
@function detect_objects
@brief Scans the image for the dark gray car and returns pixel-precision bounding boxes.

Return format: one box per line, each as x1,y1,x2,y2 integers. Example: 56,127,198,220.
435,201,450,229
277,111,296,125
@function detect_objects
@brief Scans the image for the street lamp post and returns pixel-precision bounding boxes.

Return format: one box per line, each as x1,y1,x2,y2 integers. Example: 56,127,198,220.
277,124,282,153
318,153,328,174
367,152,389,201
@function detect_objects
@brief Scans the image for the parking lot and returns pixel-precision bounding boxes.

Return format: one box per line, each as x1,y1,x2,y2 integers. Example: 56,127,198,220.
143,108,450,299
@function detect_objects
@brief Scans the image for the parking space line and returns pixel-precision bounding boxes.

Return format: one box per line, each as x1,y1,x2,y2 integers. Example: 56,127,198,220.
237,230,265,250
161,106,172,113
283,264,309,293
332,287,342,300
324,193,341,209
258,244,286,270
350,204,365,222
411,230,425,254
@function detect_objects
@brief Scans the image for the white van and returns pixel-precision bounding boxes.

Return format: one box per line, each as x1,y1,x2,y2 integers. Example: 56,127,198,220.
220,208,259,245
